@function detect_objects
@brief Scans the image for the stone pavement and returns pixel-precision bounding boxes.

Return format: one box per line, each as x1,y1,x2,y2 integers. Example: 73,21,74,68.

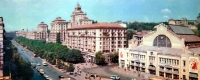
110,66,167,80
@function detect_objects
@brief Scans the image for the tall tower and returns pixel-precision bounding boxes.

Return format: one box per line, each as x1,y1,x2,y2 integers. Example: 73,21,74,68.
70,3,92,27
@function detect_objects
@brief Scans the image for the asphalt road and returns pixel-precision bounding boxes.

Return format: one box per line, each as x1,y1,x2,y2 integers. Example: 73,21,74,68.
82,65,135,80
11,40,75,80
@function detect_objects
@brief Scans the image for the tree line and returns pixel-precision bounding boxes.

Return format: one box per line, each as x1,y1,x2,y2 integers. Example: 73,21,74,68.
4,38,34,80
14,36,84,65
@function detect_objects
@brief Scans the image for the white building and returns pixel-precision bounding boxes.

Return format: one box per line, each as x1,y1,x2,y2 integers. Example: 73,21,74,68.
119,23,200,80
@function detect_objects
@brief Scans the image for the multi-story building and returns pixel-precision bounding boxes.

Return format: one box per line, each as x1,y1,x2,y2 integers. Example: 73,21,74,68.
16,22,48,41
65,23,127,54
49,17,68,43
36,22,48,41
0,17,4,78
128,30,150,48
119,23,200,80
68,3,93,28
48,3,93,43
16,29,27,37
168,13,200,29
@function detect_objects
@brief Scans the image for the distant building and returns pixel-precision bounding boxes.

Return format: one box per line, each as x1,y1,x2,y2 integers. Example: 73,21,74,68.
16,22,48,41
5,31,16,38
168,13,200,29
119,23,200,80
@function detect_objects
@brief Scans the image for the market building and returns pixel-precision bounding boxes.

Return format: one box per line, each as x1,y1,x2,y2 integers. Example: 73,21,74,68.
119,23,200,80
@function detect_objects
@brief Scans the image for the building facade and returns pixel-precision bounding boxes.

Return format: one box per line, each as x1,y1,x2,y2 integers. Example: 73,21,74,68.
48,17,68,43
64,23,127,53
16,22,48,41
0,17,4,77
36,22,48,41
119,23,200,80
168,13,200,29
69,3,93,28
128,30,150,48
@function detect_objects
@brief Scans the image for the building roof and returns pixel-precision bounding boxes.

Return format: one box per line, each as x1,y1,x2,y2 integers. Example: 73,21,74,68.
178,34,200,42
129,46,185,56
189,47,200,55
67,23,127,30
169,25,194,34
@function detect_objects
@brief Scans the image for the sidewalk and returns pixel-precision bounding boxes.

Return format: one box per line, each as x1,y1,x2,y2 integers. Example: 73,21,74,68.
110,66,167,80
42,58,111,80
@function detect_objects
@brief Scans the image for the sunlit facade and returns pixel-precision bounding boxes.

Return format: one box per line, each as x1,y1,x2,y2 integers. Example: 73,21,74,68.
119,23,200,80
64,23,127,53
16,22,48,41
0,17,4,77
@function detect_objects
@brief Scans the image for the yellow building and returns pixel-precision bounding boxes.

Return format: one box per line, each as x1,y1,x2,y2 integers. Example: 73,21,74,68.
65,23,127,53
119,23,200,80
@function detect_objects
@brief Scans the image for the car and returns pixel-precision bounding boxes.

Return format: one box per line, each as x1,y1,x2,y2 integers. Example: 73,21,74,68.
110,75,120,80
42,62,48,66
69,72,74,75
37,63,41,66
58,75,64,78
39,69,45,74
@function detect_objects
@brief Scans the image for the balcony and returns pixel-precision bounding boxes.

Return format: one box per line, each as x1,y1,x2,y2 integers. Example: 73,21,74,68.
173,71,179,74
165,69,172,73
148,66,156,70
159,68,164,72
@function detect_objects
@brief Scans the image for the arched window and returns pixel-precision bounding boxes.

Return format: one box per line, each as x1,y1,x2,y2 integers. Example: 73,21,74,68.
153,35,171,47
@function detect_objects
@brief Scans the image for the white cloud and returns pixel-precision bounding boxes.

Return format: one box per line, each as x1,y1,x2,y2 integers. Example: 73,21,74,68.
161,8,171,14
163,15,169,18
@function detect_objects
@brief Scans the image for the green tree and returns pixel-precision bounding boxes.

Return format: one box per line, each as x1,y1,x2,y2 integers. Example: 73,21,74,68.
56,33,61,44
57,60,63,69
66,63,75,72
95,51,106,66
126,29,135,40
109,52,119,64
197,23,200,37
192,29,199,36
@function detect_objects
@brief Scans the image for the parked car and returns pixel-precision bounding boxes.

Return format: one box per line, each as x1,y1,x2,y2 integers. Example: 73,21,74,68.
42,62,47,66
69,72,74,75
37,63,41,66
58,75,64,78
40,69,45,74
110,75,120,80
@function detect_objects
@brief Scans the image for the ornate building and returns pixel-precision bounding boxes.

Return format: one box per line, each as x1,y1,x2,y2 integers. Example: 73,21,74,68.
64,23,127,54
36,22,48,41
48,3,93,43
69,3,93,28
48,17,68,43
119,23,200,80
16,22,48,41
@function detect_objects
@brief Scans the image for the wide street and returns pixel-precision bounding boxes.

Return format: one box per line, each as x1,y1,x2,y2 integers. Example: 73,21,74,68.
82,65,136,80
11,40,75,80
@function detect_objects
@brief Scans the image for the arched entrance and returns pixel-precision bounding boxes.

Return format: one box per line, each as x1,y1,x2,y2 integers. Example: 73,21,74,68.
148,65,156,75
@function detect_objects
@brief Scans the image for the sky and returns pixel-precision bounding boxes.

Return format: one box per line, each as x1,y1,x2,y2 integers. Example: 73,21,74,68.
0,0,200,31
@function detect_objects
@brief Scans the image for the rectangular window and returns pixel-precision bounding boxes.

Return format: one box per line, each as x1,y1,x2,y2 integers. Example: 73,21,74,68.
183,60,186,66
